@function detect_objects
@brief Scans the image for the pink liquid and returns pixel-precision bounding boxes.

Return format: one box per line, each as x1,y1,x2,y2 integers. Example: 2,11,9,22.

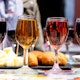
46,20,68,50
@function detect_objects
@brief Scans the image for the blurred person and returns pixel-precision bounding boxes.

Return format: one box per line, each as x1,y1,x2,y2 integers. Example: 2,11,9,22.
23,0,45,51
36,0,65,51
37,0,65,28
0,0,16,49
0,0,45,52
64,0,74,27
0,0,23,48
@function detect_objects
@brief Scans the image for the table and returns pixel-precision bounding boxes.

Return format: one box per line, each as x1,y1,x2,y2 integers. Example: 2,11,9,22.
0,67,80,80
0,43,80,80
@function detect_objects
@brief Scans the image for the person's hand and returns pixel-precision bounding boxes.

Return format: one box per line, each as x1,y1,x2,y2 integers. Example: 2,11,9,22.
7,10,14,18
8,10,14,14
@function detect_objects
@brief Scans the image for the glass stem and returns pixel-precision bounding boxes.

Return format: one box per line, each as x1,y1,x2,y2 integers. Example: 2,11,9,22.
16,43,19,56
12,43,16,53
52,49,61,70
31,44,35,51
2,42,3,50
54,50,58,63
23,49,28,66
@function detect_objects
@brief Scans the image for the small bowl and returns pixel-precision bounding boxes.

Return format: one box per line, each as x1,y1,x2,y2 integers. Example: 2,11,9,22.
72,55,80,62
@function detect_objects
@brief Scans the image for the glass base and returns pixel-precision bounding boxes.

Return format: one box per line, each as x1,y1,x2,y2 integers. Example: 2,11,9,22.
44,63,73,76
44,63,63,76
15,65,38,74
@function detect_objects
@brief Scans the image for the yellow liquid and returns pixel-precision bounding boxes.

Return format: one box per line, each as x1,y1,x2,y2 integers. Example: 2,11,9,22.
16,18,39,49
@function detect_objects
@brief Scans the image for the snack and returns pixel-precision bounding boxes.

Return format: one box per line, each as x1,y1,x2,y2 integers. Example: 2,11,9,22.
57,52,68,65
6,56,23,67
74,77,80,80
28,51,38,66
0,47,24,67
0,47,68,67
3,47,13,54
38,51,55,65
28,51,68,66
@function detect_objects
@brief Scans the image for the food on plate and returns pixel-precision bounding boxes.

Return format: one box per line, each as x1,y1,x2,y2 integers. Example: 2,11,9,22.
28,50,68,66
57,52,68,65
38,51,55,65
31,50,43,57
0,47,68,67
3,47,13,54
0,47,24,67
72,55,80,62
74,77,80,80
0,50,7,66
28,52,38,66
6,56,23,67
28,50,43,66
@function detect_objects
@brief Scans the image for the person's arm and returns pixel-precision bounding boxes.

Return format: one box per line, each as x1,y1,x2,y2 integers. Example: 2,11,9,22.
0,0,9,18
7,0,16,18
15,0,23,16
34,1,45,51
0,0,16,18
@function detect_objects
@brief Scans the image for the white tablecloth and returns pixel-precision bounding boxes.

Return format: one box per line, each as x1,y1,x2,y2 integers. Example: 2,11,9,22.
0,67,80,80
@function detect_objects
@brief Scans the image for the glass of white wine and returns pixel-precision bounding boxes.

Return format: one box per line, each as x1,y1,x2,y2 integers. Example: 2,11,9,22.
30,21,39,51
15,15,39,74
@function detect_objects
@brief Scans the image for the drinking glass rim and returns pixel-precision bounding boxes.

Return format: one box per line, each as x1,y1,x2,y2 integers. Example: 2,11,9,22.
76,18,80,22
18,15,35,20
47,17,67,21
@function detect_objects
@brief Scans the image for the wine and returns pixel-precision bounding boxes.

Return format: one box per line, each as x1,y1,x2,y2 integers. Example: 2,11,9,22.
0,21,6,43
46,18,68,50
16,18,39,49
75,21,80,44
7,30,15,43
31,19,39,45
44,17,69,75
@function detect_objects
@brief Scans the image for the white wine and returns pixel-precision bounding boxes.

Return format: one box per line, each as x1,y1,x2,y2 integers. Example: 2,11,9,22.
16,18,39,49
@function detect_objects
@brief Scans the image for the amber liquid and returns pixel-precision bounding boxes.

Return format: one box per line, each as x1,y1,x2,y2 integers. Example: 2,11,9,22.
15,18,39,49
46,20,68,50
32,21,39,45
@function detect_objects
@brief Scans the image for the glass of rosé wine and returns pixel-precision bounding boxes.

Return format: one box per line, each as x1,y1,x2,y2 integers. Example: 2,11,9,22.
44,17,69,75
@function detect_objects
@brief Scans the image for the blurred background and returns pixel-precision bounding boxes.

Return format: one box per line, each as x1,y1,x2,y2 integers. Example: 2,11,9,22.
23,0,80,44
36,0,80,44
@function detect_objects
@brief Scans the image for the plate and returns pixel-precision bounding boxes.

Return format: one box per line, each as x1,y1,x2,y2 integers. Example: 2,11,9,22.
72,55,80,62
0,66,22,69
29,63,72,70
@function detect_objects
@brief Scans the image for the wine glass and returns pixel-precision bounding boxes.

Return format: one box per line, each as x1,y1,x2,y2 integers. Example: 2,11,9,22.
15,15,39,74
0,18,6,50
7,29,16,50
45,17,69,75
43,27,51,51
30,22,39,51
74,18,80,44
65,27,74,62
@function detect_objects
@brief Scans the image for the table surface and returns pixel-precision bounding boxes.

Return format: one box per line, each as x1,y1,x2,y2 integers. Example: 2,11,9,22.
0,66,80,80
0,43,80,80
